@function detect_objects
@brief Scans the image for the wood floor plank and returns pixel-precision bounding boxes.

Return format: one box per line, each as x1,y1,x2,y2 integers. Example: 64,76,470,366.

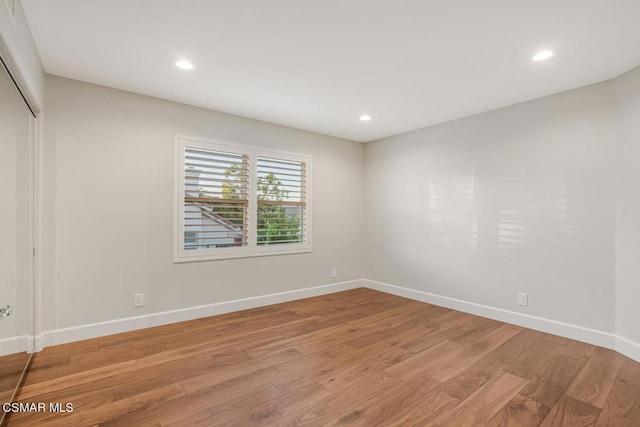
5,288,640,426
378,388,460,426
492,328,546,363
256,299,432,357
17,358,139,400
112,351,236,400
173,383,286,427
298,312,458,384
334,312,466,369
430,324,521,382
227,382,331,426
271,371,402,426
426,371,528,426
117,368,283,426
268,316,432,395
386,339,463,381
565,347,625,408
344,304,442,350
540,396,601,427
519,341,592,409
594,357,640,427
180,350,330,395
438,350,510,401
387,323,520,383
323,373,441,426
0,353,30,395
450,317,504,345
485,394,550,427
504,334,569,380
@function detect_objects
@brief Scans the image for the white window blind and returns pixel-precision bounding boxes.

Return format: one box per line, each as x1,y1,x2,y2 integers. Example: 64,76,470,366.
176,136,311,262
183,147,249,250
257,156,307,246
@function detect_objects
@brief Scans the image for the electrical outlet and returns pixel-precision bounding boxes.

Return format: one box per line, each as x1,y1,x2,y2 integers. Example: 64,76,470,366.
134,293,144,307
331,268,337,278
518,292,528,307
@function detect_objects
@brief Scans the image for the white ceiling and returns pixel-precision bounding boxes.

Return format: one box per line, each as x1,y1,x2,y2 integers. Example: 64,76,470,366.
22,0,640,142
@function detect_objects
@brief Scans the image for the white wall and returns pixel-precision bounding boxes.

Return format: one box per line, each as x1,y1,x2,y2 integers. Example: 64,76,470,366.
615,66,640,348
0,0,44,111
365,81,618,336
41,76,364,337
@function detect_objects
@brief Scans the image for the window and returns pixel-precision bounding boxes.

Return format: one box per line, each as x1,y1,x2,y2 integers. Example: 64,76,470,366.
256,156,306,246
175,136,311,261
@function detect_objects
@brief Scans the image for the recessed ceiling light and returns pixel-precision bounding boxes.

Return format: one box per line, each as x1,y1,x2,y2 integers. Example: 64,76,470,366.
175,60,193,70
532,50,554,61
360,115,372,121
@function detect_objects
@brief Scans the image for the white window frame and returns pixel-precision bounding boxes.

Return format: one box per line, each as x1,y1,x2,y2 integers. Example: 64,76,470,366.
174,135,312,262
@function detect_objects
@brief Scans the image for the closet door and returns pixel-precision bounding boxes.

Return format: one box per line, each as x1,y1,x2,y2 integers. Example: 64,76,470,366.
0,56,34,418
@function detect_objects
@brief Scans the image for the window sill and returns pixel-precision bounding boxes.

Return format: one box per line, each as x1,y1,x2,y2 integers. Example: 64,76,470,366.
173,246,312,263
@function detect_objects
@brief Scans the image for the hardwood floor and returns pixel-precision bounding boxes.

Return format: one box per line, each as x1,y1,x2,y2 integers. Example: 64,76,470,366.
3,288,640,426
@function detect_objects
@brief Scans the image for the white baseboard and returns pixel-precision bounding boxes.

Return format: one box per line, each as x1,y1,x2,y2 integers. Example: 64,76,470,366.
38,279,363,349
616,335,640,362
30,277,640,364
364,279,620,351
0,334,30,357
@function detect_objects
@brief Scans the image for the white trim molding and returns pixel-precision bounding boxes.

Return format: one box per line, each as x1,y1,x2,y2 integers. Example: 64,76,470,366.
616,335,640,363
32,278,640,364
0,334,30,357
38,279,363,349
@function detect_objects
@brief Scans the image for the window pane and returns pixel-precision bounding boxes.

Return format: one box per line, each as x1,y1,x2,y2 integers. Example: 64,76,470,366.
184,148,249,250
256,157,306,246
